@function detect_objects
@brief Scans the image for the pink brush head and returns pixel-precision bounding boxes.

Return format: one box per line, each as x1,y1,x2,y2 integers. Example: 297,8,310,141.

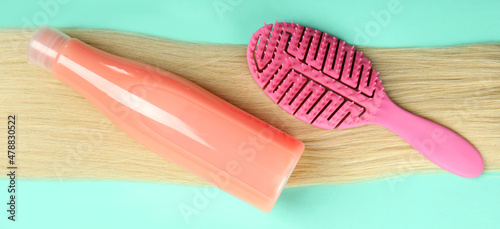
247,21,384,129
247,21,484,178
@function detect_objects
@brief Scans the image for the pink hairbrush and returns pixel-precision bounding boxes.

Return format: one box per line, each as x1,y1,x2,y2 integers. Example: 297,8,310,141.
247,21,483,178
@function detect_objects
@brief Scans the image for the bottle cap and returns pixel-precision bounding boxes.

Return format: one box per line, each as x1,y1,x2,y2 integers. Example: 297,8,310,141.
27,25,70,72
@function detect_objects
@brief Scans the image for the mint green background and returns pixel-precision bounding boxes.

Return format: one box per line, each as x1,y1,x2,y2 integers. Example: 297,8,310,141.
1,0,499,228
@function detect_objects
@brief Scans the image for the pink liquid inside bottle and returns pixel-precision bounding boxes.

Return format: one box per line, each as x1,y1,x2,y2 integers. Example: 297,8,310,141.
27,26,304,212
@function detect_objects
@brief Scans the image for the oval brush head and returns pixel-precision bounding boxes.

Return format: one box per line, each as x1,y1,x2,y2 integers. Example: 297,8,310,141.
247,21,383,129
247,21,484,178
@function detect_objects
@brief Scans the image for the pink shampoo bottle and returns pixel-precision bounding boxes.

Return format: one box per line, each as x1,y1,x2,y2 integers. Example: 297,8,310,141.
27,26,304,212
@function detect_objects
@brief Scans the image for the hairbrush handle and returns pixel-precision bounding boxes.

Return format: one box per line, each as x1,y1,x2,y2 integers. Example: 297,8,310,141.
370,96,484,178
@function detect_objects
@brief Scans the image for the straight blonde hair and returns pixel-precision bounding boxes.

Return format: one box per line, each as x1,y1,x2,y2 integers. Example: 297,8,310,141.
1,29,499,186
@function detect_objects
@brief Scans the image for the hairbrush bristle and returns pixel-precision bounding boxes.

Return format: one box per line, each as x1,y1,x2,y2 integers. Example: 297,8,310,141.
247,22,384,129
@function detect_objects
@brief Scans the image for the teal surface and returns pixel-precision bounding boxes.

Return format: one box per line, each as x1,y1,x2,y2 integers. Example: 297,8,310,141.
0,0,499,46
1,0,499,228
2,174,500,228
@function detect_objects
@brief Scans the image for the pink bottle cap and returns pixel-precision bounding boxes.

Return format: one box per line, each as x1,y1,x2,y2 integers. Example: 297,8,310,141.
27,25,70,73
